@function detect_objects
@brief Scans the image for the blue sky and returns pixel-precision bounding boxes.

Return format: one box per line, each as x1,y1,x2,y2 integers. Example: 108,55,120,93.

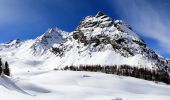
0,0,170,58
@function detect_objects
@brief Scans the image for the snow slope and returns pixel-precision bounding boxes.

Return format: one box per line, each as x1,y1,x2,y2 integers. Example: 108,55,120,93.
0,71,170,100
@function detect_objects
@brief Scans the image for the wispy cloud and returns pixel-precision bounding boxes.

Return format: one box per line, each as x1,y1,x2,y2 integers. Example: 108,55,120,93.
111,0,170,55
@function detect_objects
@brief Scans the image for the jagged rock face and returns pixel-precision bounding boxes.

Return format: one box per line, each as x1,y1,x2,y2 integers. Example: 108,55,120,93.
72,12,152,57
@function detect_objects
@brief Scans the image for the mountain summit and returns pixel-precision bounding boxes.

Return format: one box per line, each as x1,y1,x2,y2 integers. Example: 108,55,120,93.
95,11,105,18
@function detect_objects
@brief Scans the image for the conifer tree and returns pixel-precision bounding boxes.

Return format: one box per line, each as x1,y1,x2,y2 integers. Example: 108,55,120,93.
0,58,2,75
4,61,10,76
0,58,2,67
0,65,2,75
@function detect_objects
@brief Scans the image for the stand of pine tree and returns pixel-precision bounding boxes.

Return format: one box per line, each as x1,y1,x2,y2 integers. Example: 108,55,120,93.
0,58,10,76
63,65,170,84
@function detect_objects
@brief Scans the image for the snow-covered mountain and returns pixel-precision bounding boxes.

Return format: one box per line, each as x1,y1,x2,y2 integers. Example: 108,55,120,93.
0,11,170,100
51,11,170,69
0,11,170,70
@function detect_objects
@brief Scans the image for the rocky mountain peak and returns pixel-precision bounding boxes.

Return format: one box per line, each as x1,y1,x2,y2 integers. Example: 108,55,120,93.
34,28,66,46
8,39,21,45
77,12,113,30
29,28,68,55
4,39,22,47
95,11,105,18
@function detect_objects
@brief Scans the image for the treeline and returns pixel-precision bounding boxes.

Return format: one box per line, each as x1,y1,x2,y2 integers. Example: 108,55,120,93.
0,58,10,76
63,65,170,84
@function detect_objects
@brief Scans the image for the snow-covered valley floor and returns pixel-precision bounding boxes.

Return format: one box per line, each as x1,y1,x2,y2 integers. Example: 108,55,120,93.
0,70,170,100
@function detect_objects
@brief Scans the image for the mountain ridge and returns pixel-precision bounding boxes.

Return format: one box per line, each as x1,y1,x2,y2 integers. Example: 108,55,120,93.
0,11,170,70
